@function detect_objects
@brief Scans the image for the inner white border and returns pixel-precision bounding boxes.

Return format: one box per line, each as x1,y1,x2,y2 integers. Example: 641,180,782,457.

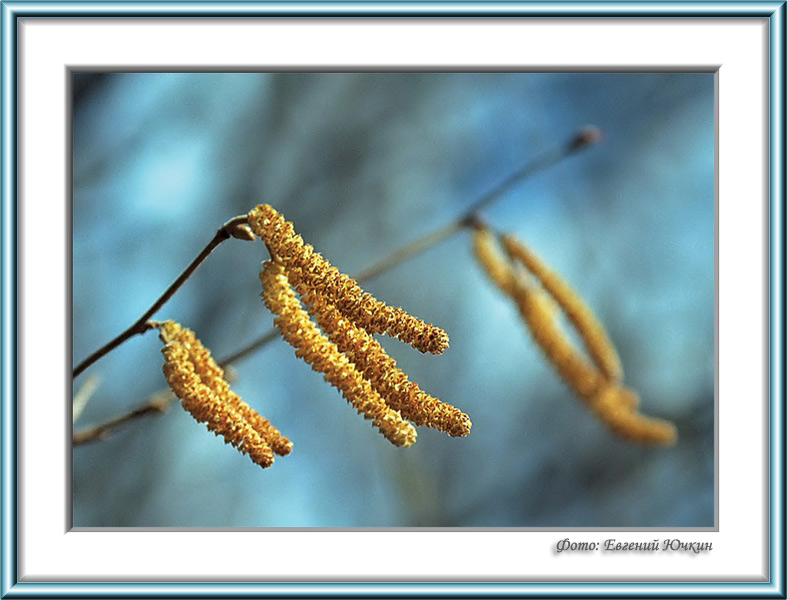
18,18,766,581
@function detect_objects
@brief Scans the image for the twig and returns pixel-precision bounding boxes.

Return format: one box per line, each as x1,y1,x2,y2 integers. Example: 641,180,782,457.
72,390,174,445
72,366,238,445
217,328,280,368
72,215,252,379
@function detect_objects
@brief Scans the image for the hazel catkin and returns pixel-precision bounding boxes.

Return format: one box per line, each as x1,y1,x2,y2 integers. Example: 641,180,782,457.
248,203,449,355
591,385,677,445
158,320,291,467
298,286,471,437
501,234,623,383
259,260,417,448
471,225,676,446
472,224,518,296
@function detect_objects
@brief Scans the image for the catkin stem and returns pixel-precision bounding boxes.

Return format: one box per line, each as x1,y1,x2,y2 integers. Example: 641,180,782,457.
354,127,600,283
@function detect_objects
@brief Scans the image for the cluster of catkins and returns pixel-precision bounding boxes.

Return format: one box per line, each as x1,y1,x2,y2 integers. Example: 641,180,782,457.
472,223,677,445
249,204,472,449
158,320,292,467
157,204,470,468
156,203,674,471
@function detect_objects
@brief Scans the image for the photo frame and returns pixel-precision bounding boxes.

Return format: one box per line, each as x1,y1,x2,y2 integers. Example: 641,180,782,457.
2,2,784,597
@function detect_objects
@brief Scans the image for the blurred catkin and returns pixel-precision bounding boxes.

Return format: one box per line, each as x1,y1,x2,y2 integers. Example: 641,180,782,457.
472,225,518,296
501,234,623,383
590,385,676,445
512,283,606,400
472,225,676,446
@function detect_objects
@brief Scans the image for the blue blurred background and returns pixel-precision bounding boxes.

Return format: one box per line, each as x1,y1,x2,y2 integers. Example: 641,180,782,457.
72,73,714,527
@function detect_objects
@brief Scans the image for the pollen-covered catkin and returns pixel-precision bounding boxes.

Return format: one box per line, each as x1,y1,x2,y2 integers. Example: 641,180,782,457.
472,225,518,296
510,279,674,445
160,321,292,457
591,385,677,445
471,225,675,446
248,204,449,355
259,260,417,447
502,234,623,383
512,284,606,400
298,286,472,438
158,321,291,467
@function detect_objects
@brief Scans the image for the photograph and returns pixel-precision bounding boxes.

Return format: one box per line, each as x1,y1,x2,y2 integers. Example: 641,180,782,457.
71,71,715,528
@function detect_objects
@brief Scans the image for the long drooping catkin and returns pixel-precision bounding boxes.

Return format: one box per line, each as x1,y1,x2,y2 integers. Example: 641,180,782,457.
472,225,518,296
512,282,675,445
471,225,676,446
158,320,292,467
474,225,602,397
259,260,417,447
248,204,449,355
298,286,472,438
501,234,623,383
512,284,606,401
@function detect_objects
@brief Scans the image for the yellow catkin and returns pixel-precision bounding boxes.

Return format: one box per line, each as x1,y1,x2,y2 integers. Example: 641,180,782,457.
471,225,518,296
591,385,677,445
298,286,471,438
510,276,674,445
159,321,286,467
259,260,417,447
512,284,606,400
158,321,292,467
161,321,292,457
501,234,623,383
473,223,599,396
472,226,675,445
248,204,449,355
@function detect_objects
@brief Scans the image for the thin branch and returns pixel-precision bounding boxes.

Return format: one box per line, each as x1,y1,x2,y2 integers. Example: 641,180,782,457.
72,215,252,379
217,328,281,369
72,390,174,445
72,365,238,445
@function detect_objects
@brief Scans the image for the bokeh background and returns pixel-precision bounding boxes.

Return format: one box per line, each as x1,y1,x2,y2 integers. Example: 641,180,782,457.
72,72,714,528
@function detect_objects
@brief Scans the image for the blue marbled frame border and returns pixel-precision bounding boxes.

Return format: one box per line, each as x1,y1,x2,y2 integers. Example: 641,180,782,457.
2,2,784,598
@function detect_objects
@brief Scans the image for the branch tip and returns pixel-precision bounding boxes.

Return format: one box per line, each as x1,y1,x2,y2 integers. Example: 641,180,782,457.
462,213,487,231
568,125,603,152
